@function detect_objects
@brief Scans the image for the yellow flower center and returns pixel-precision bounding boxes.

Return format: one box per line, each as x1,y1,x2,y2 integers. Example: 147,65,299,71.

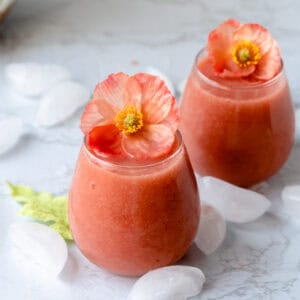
232,40,261,68
115,105,143,135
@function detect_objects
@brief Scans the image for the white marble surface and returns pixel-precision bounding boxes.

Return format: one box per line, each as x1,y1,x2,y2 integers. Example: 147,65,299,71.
0,0,300,299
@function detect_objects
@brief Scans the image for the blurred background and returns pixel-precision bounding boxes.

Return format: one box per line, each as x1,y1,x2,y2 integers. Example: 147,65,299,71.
1,1,300,299
1,0,299,95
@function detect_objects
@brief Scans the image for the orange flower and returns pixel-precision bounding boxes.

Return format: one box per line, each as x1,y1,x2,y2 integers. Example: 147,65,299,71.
81,72,179,159
207,19,281,80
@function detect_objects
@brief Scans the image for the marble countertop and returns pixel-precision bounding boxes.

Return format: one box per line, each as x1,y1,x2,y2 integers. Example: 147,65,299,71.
1,0,300,299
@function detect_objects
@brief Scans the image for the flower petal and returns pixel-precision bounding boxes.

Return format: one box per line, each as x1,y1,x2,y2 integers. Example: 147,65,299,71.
233,23,272,56
252,40,282,80
134,73,174,125
162,97,180,133
82,73,129,135
93,72,129,109
123,76,142,110
86,124,122,156
207,19,241,73
80,101,104,135
221,58,256,78
122,124,175,159
96,99,118,120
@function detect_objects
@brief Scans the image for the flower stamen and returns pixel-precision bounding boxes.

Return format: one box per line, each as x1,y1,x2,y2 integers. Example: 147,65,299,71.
232,40,261,68
115,105,143,135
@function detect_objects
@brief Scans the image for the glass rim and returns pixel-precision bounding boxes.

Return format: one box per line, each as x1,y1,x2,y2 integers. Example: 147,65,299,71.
83,130,183,170
193,47,285,91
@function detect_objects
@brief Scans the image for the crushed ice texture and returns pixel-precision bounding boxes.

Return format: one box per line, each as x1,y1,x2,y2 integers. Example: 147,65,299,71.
199,176,271,223
195,204,226,255
9,222,68,277
5,63,71,97
36,81,90,127
146,66,175,96
128,265,205,300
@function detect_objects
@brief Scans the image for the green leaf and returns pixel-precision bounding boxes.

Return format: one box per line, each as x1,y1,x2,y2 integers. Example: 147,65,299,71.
6,181,36,204
7,182,73,241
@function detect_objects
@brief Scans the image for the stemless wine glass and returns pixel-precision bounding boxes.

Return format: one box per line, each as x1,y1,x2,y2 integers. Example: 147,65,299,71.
68,132,200,276
180,48,295,187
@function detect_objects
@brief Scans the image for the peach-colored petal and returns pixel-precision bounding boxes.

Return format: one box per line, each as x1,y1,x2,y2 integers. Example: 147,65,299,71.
220,58,256,78
123,76,142,110
207,19,241,73
134,73,174,124
252,40,282,80
87,124,122,156
162,97,180,133
122,124,174,159
80,101,105,134
81,71,180,160
96,99,118,120
234,24,272,55
93,72,129,109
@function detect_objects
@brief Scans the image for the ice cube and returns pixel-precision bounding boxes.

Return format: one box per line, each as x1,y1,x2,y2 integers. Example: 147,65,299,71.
128,266,205,300
282,185,300,217
199,176,271,223
195,204,226,255
146,66,175,96
0,116,23,156
295,108,300,144
36,81,90,127
9,222,68,276
4,63,71,97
